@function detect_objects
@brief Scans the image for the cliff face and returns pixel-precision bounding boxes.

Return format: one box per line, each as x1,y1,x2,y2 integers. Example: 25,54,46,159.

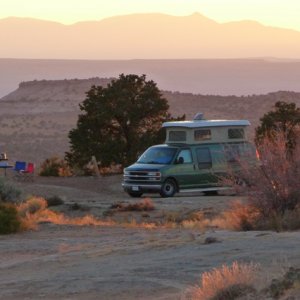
0,78,112,113
1,78,300,164
0,78,111,163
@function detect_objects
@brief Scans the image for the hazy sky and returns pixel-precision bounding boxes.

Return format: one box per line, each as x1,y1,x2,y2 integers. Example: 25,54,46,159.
1,0,300,31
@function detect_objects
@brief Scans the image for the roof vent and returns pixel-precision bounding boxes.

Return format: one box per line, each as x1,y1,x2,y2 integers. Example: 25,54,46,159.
193,112,204,121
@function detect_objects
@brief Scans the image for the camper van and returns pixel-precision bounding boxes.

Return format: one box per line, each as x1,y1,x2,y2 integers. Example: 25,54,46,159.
122,115,256,197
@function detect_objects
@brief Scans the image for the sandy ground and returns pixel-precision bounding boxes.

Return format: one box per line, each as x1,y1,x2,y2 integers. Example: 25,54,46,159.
0,175,299,299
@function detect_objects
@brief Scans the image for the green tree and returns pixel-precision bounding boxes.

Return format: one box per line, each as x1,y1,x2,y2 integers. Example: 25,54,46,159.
66,74,184,168
255,101,300,149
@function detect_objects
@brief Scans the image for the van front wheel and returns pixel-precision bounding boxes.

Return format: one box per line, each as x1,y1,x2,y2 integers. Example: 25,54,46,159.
160,179,176,198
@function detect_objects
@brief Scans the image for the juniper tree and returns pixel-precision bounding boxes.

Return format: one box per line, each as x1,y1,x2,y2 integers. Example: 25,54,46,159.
66,74,184,168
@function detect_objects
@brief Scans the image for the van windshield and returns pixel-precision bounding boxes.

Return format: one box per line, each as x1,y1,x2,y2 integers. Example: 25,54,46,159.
137,147,177,164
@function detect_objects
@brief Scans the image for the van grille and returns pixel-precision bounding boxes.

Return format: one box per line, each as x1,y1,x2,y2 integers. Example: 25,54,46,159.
124,170,161,182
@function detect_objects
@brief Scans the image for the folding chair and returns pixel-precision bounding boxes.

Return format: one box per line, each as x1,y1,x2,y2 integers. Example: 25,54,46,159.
13,161,26,180
21,162,35,181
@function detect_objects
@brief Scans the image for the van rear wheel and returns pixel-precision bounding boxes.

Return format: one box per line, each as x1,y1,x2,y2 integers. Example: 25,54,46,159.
160,179,176,198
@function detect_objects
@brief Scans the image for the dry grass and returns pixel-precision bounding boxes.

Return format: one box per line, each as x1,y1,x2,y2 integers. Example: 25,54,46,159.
110,198,155,212
184,261,259,300
123,219,157,229
17,197,114,230
16,195,300,233
212,201,261,231
211,201,300,232
17,196,160,230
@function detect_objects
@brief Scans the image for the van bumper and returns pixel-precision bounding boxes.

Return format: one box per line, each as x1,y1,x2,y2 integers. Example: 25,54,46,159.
122,182,162,193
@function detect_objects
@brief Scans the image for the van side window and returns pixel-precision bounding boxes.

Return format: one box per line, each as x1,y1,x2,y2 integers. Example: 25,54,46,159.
225,144,240,163
177,149,193,163
194,129,211,141
228,128,244,139
196,148,212,169
169,131,186,142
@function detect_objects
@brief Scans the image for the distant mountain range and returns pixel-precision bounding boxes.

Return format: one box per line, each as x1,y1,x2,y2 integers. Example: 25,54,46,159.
1,13,300,59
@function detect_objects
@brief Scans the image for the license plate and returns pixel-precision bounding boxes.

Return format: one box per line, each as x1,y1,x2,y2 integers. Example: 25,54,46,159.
132,186,139,191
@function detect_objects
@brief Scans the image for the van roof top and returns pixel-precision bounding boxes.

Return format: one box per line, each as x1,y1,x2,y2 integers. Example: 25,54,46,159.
162,120,250,128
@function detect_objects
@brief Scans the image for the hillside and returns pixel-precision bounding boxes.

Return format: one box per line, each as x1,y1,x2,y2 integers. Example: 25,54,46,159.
1,78,300,165
1,14,300,59
2,58,300,98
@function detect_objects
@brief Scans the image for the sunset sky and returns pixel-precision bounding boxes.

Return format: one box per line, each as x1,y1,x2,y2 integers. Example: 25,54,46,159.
1,0,300,31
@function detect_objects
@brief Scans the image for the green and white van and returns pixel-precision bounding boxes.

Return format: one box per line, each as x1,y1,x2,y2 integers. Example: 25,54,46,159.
122,115,256,197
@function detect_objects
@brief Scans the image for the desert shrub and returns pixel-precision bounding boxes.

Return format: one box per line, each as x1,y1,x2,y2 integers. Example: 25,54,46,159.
17,197,56,230
225,131,300,230
110,198,155,212
255,205,300,231
253,133,300,215
46,195,64,207
212,284,256,300
264,267,300,299
0,177,21,203
18,197,47,217
39,156,72,177
214,201,261,231
0,203,21,234
184,261,258,300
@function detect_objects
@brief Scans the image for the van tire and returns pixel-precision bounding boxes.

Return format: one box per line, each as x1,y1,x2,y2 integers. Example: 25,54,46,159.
160,179,177,198
128,191,143,198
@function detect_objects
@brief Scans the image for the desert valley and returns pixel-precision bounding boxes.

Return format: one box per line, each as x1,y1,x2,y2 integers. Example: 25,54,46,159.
0,71,299,299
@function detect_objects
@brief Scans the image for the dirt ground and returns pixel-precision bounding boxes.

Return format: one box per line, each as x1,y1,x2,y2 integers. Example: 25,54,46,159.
0,175,299,299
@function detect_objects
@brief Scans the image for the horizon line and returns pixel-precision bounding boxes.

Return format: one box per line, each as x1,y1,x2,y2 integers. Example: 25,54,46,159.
1,12,299,33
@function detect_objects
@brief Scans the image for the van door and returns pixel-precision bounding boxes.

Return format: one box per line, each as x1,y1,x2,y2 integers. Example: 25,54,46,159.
166,148,198,190
194,147,218,187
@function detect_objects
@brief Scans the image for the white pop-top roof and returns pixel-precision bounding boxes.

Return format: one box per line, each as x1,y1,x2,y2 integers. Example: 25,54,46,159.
162,120,251,128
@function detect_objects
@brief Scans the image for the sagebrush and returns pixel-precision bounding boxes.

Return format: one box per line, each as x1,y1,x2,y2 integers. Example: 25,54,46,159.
0,203,21,234
39,156,72,177
0,177,21,203
223,131,300,230
184,261,258,300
